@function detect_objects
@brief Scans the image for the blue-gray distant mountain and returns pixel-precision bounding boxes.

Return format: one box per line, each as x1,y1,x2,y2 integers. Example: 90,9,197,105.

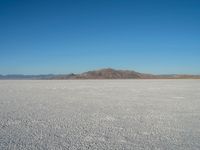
0,68,200,79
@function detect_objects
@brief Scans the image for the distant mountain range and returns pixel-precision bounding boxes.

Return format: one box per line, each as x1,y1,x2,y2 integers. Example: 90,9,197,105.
0,68,200,79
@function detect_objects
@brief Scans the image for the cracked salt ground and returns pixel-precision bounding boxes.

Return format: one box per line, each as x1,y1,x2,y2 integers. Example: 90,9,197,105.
0,80,200,149
171,96,185,99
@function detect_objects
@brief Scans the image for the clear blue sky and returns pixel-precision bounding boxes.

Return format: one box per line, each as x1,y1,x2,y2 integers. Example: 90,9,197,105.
0,0,200,75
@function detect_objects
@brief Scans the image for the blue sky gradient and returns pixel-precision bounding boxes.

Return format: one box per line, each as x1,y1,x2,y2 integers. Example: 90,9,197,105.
0,0,200,75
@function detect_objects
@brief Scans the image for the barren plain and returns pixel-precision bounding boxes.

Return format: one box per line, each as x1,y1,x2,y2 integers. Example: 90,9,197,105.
0,80,200,149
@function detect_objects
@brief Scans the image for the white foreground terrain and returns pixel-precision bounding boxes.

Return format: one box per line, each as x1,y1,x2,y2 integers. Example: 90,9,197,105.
0,80,200,150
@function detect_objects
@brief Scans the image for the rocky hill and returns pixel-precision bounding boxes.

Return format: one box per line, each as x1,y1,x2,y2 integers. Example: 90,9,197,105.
1,68,200,79
72,68,153,79
52,68,200,79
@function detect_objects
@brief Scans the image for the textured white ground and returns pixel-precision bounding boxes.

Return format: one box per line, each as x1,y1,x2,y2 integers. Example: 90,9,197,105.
0,80,200,150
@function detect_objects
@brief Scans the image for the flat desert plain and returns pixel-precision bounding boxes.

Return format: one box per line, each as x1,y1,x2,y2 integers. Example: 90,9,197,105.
0,80,200,150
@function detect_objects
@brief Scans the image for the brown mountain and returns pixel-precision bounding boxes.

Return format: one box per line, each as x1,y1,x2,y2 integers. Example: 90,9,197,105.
63,68,200,79
75,68,144,79
1,68,200,79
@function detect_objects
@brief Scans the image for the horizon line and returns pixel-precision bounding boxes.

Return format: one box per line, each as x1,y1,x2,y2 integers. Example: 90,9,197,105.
0,68,200,76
